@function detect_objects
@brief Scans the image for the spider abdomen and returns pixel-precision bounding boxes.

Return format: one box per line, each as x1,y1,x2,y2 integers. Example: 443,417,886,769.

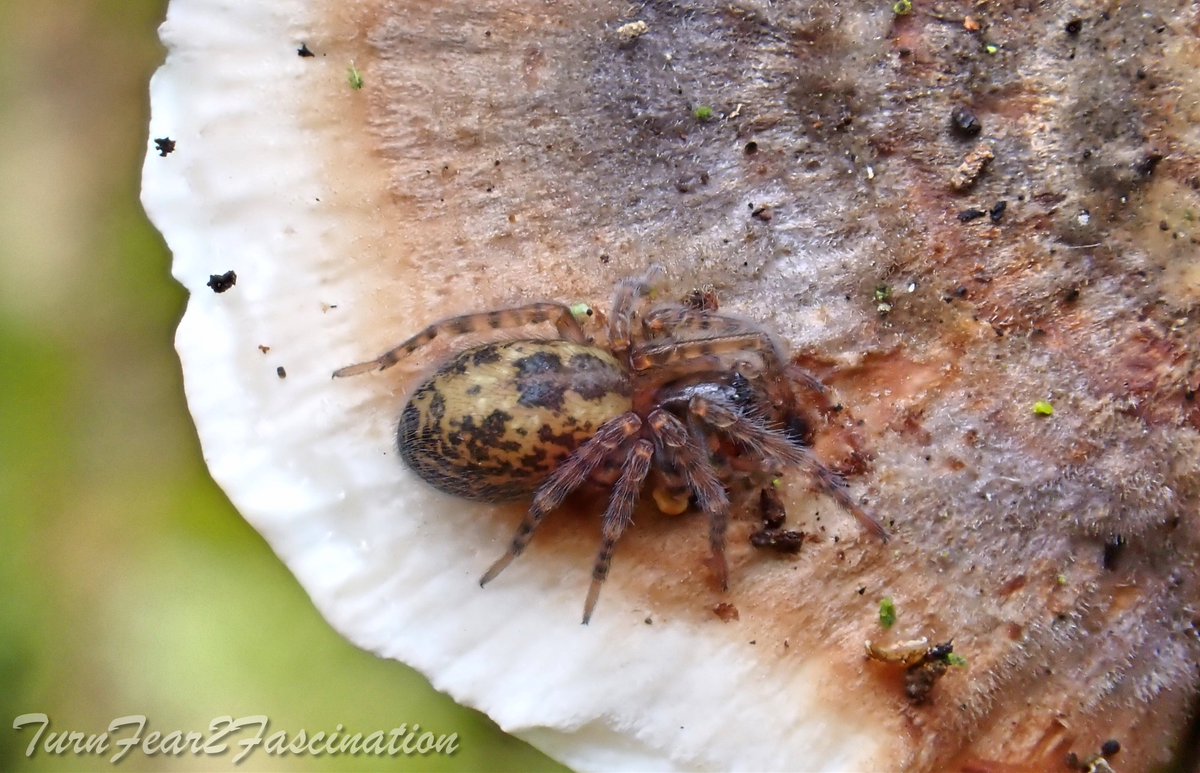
398,339,632,501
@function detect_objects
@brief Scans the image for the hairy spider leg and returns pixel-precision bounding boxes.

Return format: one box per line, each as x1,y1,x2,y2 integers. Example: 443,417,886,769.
642,306,831,407
582,438,654,624
639,316,860,477
332,302,585,377
479,412,643,586
639,307,767,342
647,409,731,590
637,310,838,437
631,330,801,416
630,332,788,375
688,394,889,541
608,264,667,357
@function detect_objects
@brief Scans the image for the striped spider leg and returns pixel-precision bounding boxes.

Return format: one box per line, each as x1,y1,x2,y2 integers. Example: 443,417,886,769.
332,301,590,378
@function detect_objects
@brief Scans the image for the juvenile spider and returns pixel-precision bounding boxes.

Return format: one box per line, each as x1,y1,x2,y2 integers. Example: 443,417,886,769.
334,266,887,622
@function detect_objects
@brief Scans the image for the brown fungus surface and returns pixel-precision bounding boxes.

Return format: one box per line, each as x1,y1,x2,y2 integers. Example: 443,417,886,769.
152,0,1200,770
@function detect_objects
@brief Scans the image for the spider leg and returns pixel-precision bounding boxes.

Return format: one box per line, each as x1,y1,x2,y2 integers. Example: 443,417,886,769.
641,308,762,341
630,331,787,376
609,264,666,357
785,362,831,401
646,409,731,590
689,395,890,541
479,412,643,585
629,319,806,412
582,439,654,624
333,302,585,377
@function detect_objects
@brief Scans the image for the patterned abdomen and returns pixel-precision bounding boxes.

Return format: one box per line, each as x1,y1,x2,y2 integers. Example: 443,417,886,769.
398,339,633,501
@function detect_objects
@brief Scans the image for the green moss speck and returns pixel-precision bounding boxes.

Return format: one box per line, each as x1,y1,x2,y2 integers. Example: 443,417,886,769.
348,64,364,90
879,597,897,628
693,105,714,122
945,652,968,668
1033,400,1055,416
892,0,913,15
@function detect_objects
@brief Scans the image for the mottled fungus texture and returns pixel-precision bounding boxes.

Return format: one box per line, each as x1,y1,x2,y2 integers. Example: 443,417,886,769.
146,0,1200,770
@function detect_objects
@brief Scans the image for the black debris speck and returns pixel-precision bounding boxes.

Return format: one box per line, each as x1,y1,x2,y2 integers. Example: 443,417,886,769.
1100,739,1121,756
1135,153,1163,177
206,270,237,293
1102,535,1127,571
153,137,176,157
744,141,758,155
297,43,315,57
751,205,773,221
950,106,982,138
989,200,1007,224
958,208,986,222
276,366,287,379
1065,18,1082,35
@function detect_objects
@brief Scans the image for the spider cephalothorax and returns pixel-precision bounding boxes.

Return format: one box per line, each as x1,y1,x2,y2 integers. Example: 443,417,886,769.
334,266,887,622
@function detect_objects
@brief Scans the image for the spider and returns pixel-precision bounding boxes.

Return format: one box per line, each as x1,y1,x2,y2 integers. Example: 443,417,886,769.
334,266,887,623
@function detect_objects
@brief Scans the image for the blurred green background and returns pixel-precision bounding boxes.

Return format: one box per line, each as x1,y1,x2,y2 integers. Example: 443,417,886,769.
0,4,563,771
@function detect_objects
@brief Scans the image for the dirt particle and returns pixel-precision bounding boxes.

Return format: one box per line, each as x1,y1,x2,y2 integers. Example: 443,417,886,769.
297,43,315,57
1134,153,1163,178
1102,535,1127,571
153,137,176,157
950,144,994,191
950,106,982,138
751,204,774,221
958,207,986,222
750,529,805,553
206,271,237,293
1065,18,1082,36
713,602,740,622
276,366,287,379
616,20,649,45
989,200,1007,224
